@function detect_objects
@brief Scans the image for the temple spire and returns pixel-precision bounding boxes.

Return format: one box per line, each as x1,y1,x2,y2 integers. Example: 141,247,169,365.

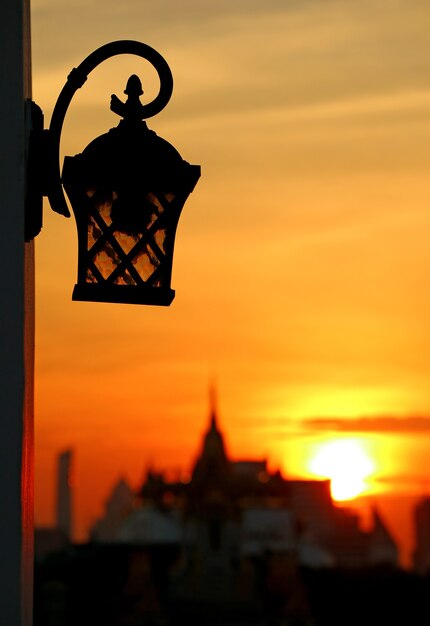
191,380,229,486
209,380,218,431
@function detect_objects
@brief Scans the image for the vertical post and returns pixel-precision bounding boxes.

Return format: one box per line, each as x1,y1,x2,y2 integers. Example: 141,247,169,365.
0,0,34,624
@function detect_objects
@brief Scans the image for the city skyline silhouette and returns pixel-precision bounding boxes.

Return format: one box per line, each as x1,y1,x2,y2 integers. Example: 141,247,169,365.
36,392,430,572
35,402,430,625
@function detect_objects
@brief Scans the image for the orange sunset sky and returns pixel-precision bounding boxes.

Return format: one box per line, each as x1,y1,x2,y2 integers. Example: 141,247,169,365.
32,0,430,563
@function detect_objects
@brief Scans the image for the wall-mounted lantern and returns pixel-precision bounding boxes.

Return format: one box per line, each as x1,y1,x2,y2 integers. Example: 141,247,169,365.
26,40,200,305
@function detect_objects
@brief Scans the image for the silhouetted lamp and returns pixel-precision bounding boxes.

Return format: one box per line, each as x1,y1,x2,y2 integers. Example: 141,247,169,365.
26,40,200,305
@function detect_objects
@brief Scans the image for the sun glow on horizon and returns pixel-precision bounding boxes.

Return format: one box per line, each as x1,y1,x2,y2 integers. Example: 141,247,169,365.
308,438,375,501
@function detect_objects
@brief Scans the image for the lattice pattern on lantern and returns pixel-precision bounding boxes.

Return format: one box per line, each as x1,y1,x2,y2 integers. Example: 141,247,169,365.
62,147,197,305
84,190,173,287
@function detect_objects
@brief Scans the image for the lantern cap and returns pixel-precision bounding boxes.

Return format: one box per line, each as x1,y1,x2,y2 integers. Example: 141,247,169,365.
72,74,195,237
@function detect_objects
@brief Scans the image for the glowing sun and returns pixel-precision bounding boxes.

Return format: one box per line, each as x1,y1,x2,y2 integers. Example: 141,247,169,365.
308,439,375,501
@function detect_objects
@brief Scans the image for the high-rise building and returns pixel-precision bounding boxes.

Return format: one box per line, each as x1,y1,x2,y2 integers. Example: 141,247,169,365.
56,449,73,541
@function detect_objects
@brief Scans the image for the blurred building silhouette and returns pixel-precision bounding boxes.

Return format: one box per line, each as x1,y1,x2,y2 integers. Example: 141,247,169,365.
91,477,135,542
35,449,74,561
413,497,430,574
57,449,74,540
368,508,398,567
91,397,398,572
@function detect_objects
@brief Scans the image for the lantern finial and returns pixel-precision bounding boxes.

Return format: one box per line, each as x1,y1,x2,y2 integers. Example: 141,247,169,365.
110,75,146,122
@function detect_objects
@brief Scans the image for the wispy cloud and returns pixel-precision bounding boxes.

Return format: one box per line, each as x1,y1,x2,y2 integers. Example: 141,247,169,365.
304,416,430,434
230,415,430,436
375,474,430,486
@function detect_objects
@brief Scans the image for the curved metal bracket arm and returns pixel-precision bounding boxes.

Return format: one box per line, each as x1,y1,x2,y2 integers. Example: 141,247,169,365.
47,40,173,218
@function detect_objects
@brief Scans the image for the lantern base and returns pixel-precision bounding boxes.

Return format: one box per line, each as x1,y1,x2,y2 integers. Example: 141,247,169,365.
72,283,175,306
